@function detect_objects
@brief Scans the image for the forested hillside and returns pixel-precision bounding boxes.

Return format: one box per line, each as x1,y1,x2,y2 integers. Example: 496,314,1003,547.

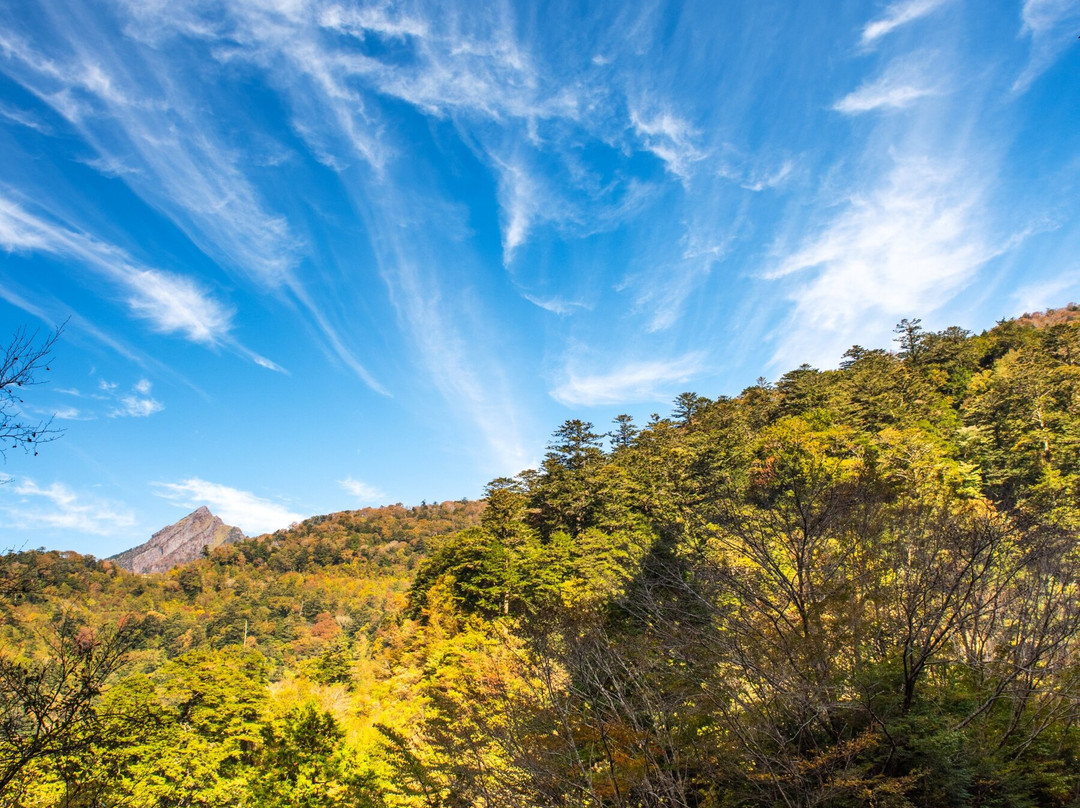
3,311,1080,807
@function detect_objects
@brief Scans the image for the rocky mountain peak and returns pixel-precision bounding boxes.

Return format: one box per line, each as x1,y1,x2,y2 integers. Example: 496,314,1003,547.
110,507,245,574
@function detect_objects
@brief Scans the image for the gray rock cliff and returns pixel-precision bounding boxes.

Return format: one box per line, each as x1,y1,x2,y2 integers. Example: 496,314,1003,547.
110,506,245,574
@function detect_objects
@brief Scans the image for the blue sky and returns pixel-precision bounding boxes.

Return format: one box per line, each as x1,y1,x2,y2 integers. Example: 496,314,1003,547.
0,0,1077,557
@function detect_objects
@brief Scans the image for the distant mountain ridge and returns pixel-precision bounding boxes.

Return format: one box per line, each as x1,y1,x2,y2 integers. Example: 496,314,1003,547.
110,506,245,574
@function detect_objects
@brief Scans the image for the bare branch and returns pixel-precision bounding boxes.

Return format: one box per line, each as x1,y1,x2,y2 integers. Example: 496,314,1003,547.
0,323,65,463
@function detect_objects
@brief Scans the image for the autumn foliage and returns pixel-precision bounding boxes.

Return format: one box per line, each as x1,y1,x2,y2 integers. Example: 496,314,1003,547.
4,311,1080,807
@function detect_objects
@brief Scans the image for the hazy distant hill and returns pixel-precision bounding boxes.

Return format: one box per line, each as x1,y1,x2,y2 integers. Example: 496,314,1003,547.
110,506,245,573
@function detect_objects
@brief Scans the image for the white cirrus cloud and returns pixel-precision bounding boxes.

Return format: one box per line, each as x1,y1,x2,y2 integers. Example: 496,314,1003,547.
246,351,288,374
833,80,938,115
124,270,235,344
723,160,795,193
496,158,545,263
154,477,303,535
0,479,136,536
339,476,386,505
0,102,50,132
0,195,235,346
111,394,163,418
861,0,948,45
834,57,943,114
1010,271,1080,315
1014,0,1080,91
316,3,429,41
766,155,1006,368
521,293,592,316
0,27,302,285
0,195,286,373
0,17,372,385
630,106,704,181
377,246,530,472
550,352,706,407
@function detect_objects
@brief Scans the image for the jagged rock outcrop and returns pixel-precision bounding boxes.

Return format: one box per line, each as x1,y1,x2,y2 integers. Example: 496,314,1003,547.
110,506,245,574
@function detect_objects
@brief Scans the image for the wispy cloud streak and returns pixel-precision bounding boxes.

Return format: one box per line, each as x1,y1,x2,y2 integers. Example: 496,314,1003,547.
834,58,943,114
0,26,300,284
0,12,385,388
0,195,235,345
1014,0,1080,91
339,476,386,505
630,106,704,180
551,352,706,407
379,242,530,472
0,479,136,536
861,0,948,45
767,156,1002,367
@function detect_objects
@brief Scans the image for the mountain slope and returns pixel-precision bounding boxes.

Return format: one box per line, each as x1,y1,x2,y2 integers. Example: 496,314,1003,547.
110,506,244,573
6,310,1080,808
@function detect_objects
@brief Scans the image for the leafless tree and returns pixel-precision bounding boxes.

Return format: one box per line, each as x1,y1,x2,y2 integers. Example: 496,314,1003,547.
0,324,64,463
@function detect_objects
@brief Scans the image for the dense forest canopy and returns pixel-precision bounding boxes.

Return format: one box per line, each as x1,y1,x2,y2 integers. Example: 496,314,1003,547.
3,309,1080,807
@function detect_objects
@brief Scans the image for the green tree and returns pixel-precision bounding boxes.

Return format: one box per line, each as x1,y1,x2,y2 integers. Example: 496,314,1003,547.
311,635,354,687
894,317,926,363
534,420,606,538
545,419,604,471
775,363,832,416
101,647,270,807
0,618,132,798
672,392,707,425
255,702,381,808
608,414,638,451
